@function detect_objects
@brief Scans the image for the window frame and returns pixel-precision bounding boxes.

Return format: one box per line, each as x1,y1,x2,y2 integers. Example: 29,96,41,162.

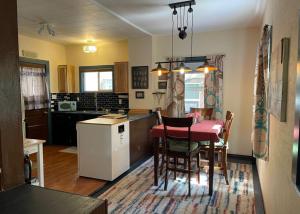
79,65,114,93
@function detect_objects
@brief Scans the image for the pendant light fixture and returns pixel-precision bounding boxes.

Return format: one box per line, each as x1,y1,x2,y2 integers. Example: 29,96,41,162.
170,0,194,73
151,0,196,76
151,62,169,76
196,58,218,73
172,62,192,74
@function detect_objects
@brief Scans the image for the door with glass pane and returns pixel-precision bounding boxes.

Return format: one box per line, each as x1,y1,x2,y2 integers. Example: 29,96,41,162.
20,62,49,142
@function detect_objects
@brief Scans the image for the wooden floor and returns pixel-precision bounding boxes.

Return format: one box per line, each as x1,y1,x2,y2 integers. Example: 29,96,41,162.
30,145,106,196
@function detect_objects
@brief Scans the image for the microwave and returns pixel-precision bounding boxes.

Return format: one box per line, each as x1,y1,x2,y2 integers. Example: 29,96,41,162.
58,101,77,111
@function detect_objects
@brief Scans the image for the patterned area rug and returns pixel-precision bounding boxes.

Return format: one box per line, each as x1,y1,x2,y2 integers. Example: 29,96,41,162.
99,158,255,214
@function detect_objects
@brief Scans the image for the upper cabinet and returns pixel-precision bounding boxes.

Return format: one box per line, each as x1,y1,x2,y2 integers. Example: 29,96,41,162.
58,65,75,93
114,62,128,93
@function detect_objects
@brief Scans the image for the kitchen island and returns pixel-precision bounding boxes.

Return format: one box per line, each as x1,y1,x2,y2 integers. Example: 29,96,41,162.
77,117,130,181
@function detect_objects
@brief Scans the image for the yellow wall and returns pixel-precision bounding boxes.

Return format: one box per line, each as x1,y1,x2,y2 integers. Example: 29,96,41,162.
18,35,128,93
66,40,128,92
257,0,300,213
18,35,67,92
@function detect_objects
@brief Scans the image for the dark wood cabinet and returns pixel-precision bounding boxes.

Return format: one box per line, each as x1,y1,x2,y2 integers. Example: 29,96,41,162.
51,112,100,146
129,114,157,165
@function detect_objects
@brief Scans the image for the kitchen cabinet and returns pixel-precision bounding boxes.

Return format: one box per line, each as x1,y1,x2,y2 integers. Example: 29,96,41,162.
114,62,128,93
51,112,100,146
58,65,75,93
129,114,156,166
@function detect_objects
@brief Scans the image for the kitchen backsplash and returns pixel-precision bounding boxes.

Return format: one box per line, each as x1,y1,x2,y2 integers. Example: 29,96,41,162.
51,92,129,111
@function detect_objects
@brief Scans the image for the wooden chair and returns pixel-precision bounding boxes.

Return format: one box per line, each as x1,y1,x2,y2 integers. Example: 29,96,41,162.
199,111,234,185
162,116,201,196
190,108,214,120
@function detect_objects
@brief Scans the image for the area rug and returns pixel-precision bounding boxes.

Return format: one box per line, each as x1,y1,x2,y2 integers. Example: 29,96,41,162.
59,146,77,154
98,158,255,214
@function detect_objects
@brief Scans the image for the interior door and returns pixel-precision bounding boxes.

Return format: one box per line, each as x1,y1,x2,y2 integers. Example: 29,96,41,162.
20,62,49,142
24,109,48,141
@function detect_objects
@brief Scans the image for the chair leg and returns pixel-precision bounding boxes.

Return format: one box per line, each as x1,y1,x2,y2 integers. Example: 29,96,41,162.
222,149,229,185
160,154,164,175
188,157,191,197
174,157,177,180
196,154,200,184
164,155,169,191
184,158,187,169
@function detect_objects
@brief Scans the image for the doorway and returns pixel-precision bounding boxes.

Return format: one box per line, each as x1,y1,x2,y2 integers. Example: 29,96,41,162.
19,57,51,143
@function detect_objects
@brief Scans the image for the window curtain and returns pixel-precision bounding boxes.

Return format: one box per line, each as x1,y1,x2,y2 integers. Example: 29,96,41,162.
252,25,272,160
166,57,185,117
204,55,224,119
20,65,49,110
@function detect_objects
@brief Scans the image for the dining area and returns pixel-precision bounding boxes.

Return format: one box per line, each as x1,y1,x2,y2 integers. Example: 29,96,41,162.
151,108,234,196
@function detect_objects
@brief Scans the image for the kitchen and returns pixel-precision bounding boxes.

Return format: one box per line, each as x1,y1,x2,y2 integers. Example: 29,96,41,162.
18,18,157,195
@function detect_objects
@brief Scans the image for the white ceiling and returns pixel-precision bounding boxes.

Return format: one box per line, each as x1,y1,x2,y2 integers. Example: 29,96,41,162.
17,0,148,44
17,0,266,45
96,0,267,35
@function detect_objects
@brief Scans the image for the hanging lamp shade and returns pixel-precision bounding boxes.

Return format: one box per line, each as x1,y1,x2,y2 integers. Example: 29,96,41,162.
196,59,218,73
151,63,169,76
172,62,192,74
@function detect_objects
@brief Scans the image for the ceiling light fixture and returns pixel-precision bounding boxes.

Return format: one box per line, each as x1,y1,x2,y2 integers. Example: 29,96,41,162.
38,22,55,36
196,58,218,73
82,45,97,53
151,62,169,76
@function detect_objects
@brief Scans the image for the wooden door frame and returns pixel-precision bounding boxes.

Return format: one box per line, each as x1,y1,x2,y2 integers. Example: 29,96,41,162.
19,57,52,145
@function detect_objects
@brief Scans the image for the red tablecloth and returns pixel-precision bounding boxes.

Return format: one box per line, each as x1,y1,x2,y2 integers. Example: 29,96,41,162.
151,120,223,142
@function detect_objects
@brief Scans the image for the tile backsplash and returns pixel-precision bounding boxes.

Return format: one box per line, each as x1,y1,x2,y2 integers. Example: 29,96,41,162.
51,92,129,111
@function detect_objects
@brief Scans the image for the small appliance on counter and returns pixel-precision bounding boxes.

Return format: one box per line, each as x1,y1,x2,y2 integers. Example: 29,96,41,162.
58,101,77,111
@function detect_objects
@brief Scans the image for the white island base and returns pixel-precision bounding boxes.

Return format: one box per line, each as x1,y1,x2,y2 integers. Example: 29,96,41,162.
77,118,129,181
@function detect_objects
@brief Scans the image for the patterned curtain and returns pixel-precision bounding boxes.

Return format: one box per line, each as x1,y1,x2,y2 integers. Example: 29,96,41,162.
166,58,185,117
20,65,49,110
252,25,272,160
204,55,224,119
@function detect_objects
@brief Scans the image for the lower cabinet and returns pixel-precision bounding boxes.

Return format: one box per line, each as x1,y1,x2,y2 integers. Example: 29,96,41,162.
129,114,157,166
51,113,98,146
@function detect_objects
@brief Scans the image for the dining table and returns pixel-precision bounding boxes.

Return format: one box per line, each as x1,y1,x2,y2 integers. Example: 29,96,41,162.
151,119,224,196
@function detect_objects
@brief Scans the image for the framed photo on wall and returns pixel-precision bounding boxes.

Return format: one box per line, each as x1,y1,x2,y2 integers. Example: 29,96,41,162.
269,37,290,122
158,81,167,89
135,91,145,99
132,66,149,89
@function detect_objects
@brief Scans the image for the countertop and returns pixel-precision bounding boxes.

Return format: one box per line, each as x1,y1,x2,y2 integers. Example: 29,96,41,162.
78,117,129,125
52,110,155,122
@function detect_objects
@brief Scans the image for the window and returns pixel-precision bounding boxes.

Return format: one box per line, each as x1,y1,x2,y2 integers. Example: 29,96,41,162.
184,61,205,112
80,66,113,92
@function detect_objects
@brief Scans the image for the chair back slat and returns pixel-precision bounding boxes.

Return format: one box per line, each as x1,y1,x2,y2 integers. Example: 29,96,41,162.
162,116,193,151
190,108,214,120
223,111,234,145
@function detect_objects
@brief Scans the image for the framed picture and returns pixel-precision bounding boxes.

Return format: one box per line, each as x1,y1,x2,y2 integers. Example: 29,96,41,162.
158,81,167,89
132,66,149,89
269,37,290,122
135,91,144,99
158,73,168,81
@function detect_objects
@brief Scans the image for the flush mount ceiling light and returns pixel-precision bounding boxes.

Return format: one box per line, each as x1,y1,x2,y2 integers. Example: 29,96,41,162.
38,22,55,36
196,58,218,73
82,45,97,53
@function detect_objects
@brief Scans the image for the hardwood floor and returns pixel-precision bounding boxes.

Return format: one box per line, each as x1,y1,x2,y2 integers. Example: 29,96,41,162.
30,145,106,196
